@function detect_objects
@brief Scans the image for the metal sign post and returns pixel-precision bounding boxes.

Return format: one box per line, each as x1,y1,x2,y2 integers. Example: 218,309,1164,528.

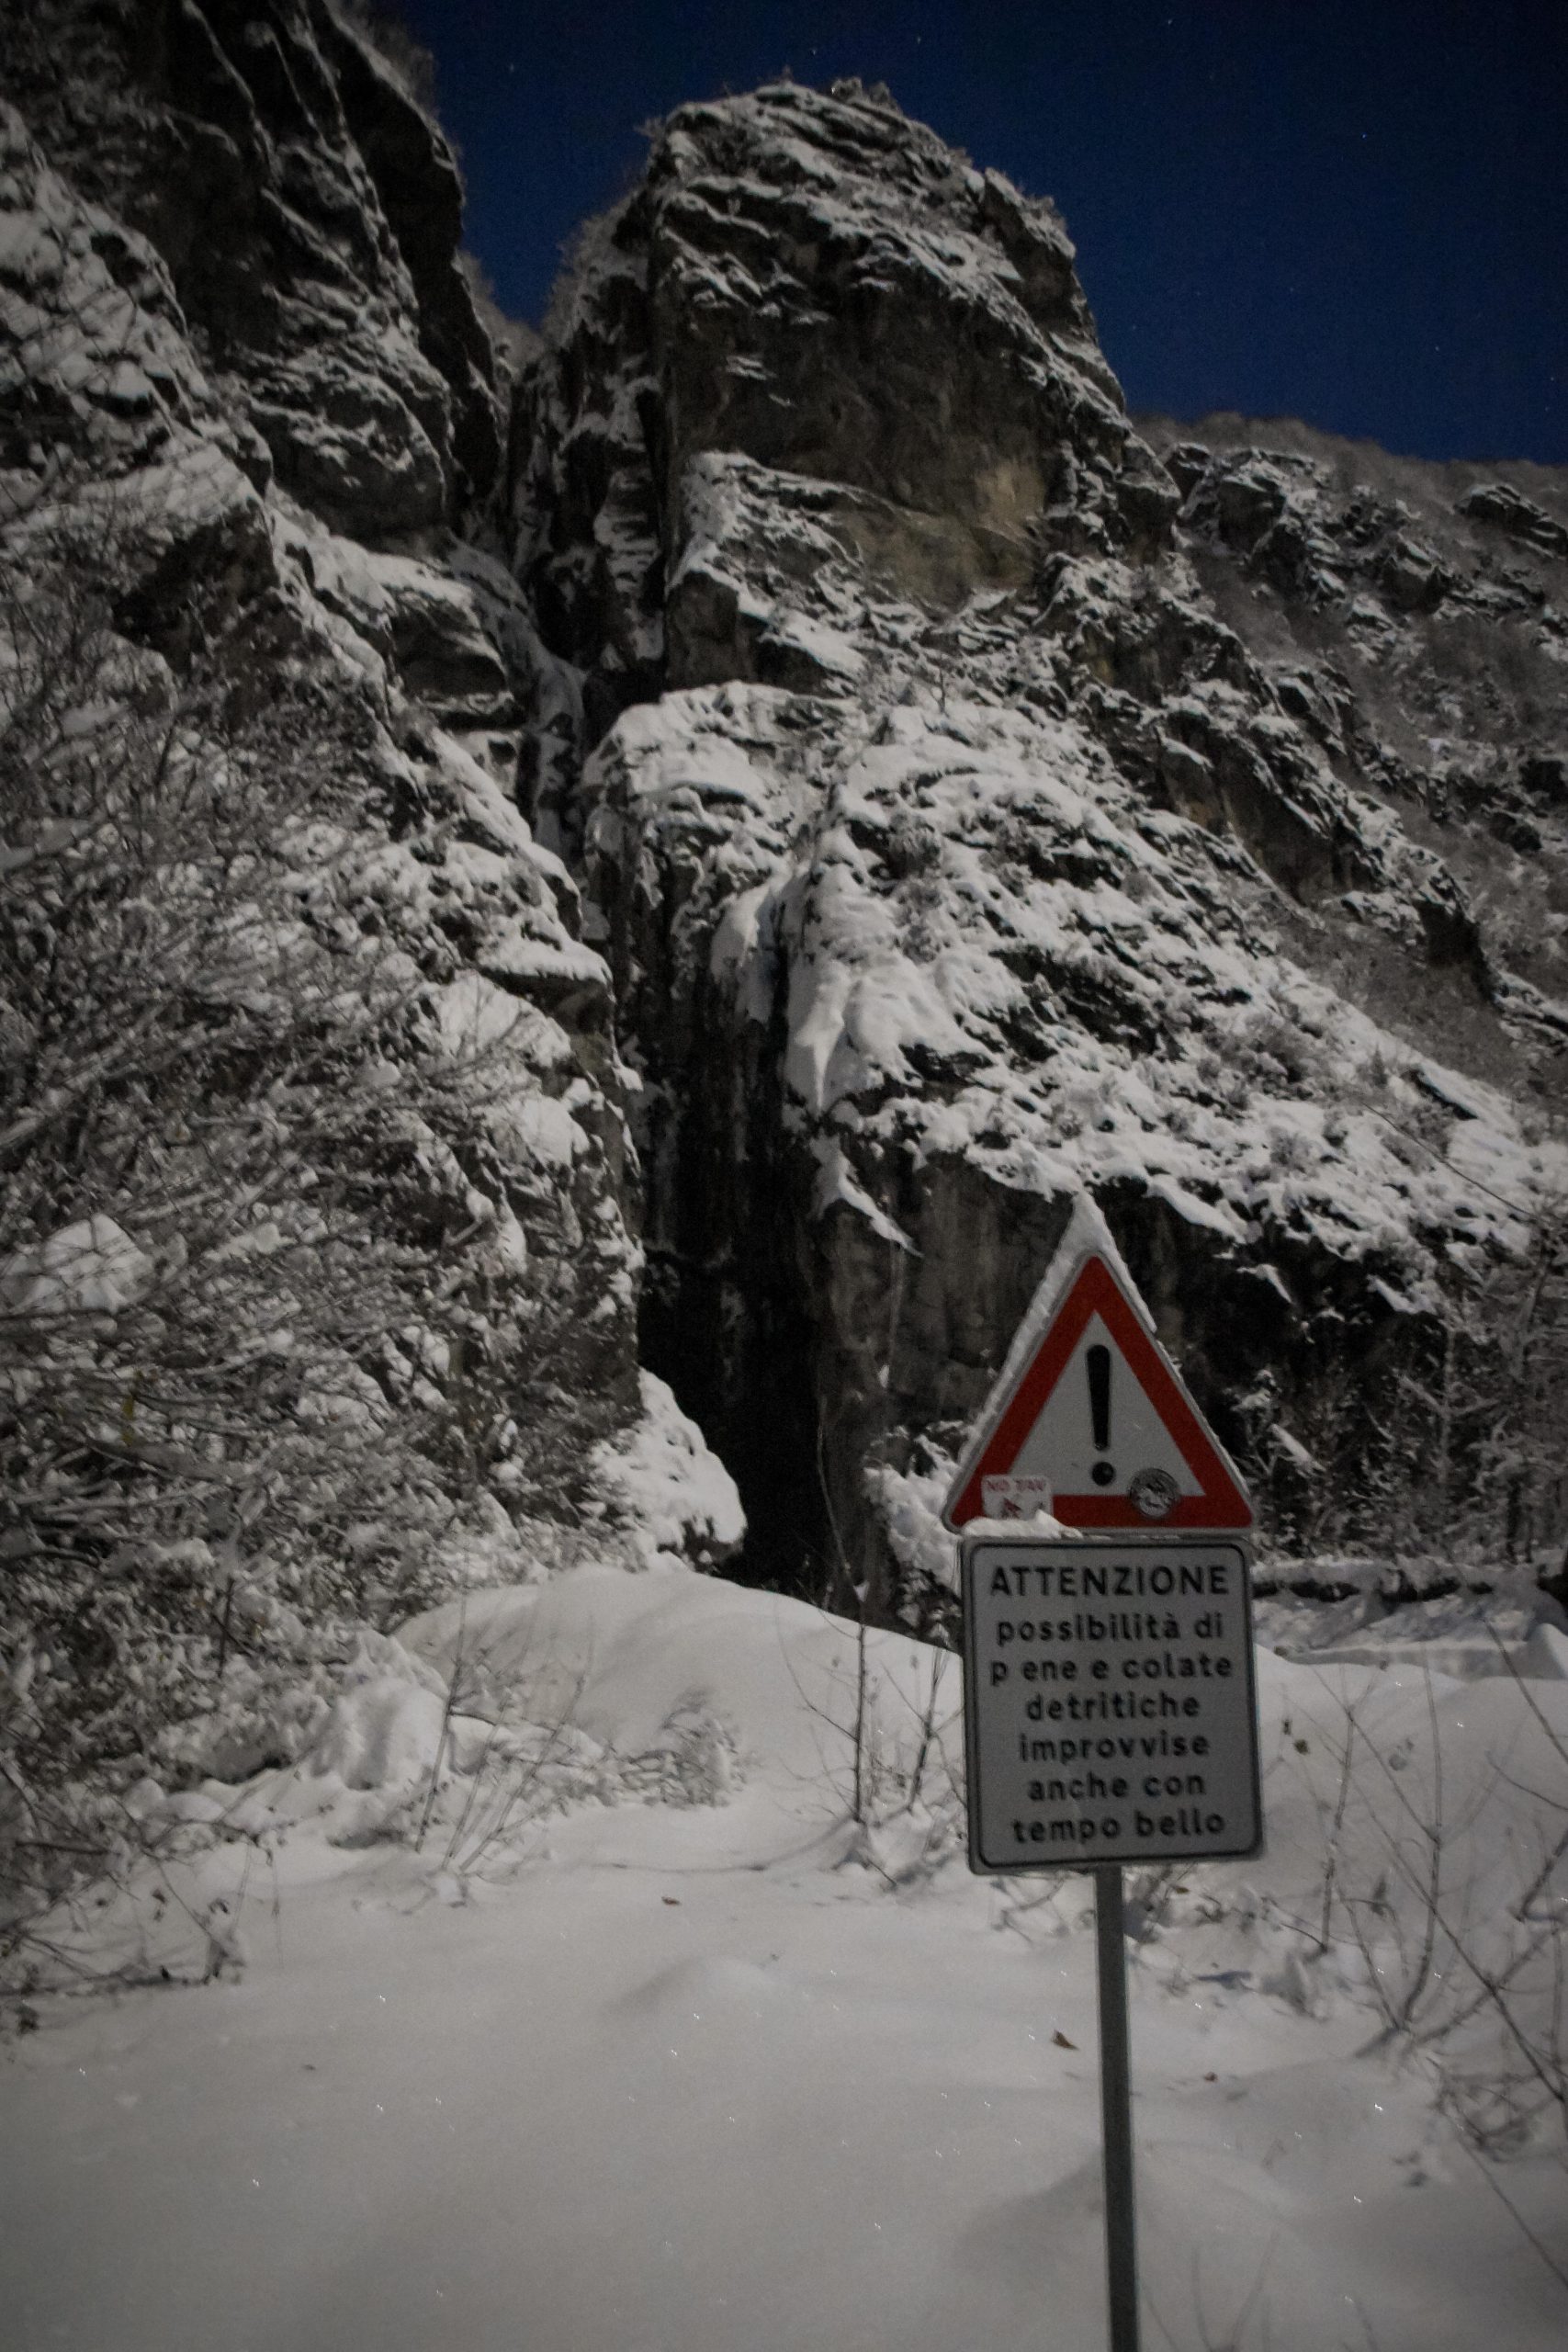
1095,1866,1139,2352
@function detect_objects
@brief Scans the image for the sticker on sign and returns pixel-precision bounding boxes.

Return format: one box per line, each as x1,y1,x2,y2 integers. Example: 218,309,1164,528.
961,1533,1262,1870
980,1476,1054,1521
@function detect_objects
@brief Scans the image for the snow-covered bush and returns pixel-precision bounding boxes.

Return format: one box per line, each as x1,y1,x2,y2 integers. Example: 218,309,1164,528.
1329,1182,1568,1589
1282,1657,1568,2172
0,498,553,1875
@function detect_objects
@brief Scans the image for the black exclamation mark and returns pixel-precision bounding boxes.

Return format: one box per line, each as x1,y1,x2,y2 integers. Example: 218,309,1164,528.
1087,1343,1115,1486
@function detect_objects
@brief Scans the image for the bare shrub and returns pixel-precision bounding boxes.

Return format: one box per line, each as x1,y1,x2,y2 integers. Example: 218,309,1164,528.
0,492,547,1883
1289,1662,1566,2191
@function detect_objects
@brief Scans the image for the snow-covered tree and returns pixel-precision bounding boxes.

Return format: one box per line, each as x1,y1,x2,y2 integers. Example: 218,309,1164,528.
0,492,552,1853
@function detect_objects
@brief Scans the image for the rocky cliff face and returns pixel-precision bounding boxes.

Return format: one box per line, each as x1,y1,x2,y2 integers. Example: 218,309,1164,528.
1141,414,1568,1043
1,1,744,1796
6,0,502,534
5,28,1564,1744
2,0,637,1448
518,79,1568,1618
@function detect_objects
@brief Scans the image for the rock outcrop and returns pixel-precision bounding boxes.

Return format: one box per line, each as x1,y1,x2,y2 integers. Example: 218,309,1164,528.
518,80,1567,1617
2,4,641,1474
1,3,743,1799
6,0,502,535
1142,415,1568,1035
6,22,1564,1736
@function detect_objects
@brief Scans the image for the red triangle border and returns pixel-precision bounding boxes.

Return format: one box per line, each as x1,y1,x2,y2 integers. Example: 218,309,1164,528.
948,1257,1253,1530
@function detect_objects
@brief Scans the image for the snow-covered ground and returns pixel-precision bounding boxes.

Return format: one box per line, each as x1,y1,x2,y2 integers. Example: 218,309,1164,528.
3,1563,1565,2352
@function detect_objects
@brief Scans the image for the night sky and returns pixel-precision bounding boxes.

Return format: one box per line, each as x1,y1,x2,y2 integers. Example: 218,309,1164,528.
390,0,1567,466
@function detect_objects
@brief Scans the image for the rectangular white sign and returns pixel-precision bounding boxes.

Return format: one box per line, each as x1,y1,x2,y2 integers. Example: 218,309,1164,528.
961,1534,1262,1870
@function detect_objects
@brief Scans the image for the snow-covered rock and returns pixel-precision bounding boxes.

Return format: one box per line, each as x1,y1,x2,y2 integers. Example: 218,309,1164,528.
6,0,501,534
520,79,1567,1619
5,31,1565,1822
0,1216,152,1315
589,1370,746,1572
0,7,649,1805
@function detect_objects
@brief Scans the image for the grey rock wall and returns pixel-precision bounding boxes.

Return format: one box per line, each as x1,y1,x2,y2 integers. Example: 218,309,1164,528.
521,81,1568,1617
6,0,502,536
9,25,1562,1651
1141,414,1568,1059
1,6,739,1634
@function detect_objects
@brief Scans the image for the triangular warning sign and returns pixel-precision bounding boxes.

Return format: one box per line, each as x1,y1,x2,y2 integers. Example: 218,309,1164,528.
942,1204,1253,1533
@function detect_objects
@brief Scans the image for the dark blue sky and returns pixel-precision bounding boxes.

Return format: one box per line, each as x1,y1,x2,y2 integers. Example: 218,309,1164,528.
393,0,1566,464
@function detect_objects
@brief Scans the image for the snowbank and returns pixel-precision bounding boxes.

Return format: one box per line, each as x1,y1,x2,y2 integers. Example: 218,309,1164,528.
3,1566,1565,2352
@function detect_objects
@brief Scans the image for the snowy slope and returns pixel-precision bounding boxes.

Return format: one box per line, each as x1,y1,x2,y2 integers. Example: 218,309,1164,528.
3,1565,1564,2352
